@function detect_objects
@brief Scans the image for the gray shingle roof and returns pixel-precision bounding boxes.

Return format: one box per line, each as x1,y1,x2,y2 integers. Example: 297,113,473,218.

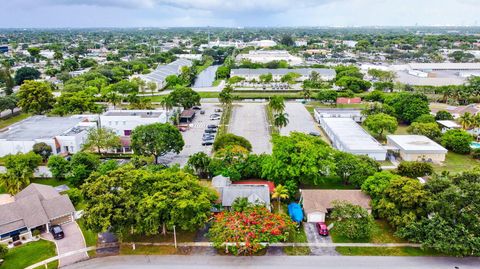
300,189,372,214
221,185,270,207
141,58,193,83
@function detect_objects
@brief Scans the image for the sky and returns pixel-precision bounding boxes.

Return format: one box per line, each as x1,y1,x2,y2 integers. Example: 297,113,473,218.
1,0,480,28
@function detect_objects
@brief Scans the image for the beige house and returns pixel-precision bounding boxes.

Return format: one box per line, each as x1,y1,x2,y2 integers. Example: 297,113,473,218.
300,190,372,223
386,135,448,163
0,184,75,244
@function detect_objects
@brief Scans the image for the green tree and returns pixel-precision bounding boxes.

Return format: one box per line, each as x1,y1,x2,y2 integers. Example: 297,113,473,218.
361,171,399,210
0,95,18,114
272,184,289,212
32,142,52,162
269,96,285,113
216,65,231,79
364,113,398,139
316,89,338,104
82,127,121,154
159,94,175,112
67,152,100,187
330,201,375,240
334,152,380,187
280,72,301,84
104,91,122,109
397,161,433,178
336,76,371,93
187,152,212,178
14,66,40,85
280,35,295,46
435,110,454,121
47,155,69,179
441,129,473,154
66,187,83,206
385,93,430,123
259,73,273,83
414,114,436,123
407,122,442,141
51,91,101,116
131,123,184,164
0,244,7,259
17,80,55,114
273,112,289,129
0,152,42,194
169,86,201,109
219,84,234,108
459,112,475,130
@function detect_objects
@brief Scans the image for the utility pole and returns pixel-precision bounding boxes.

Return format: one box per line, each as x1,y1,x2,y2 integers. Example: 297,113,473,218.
173,225,177,249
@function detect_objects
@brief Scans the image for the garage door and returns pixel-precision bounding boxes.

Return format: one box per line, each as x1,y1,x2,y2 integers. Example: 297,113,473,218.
50,214,73,226
307,212,325,223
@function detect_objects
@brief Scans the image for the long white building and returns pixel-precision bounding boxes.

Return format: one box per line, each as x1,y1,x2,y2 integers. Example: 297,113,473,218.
0,116,95,157
231,68,336,82
100,110,168,137
236,50,303,66
318,117,387,161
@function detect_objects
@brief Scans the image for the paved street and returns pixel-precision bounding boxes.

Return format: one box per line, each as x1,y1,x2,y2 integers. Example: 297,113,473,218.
65,255,480,269
160,103,220,167
303,222,339,256
229,103,272,154
280,102,319,136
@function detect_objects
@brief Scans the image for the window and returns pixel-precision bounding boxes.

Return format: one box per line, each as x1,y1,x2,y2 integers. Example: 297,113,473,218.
124,130,131,136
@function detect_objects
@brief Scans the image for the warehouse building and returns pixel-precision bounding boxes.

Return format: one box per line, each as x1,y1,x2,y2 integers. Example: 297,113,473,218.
235,50,303,65
318,117,386,161
386,135,448,163
230,68,336,82
139,58,192,89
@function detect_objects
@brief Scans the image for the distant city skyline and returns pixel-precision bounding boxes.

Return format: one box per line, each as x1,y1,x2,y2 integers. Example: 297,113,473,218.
1,0,479,28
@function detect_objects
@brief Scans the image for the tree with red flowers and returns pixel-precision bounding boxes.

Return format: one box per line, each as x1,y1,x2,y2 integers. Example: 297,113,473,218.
208,206,295,255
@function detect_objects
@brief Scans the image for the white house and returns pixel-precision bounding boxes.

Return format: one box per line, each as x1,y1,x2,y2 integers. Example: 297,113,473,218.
318,117,387,161
100,110,168,137
0,116,95,157
386,135,448,163
437,120,461,133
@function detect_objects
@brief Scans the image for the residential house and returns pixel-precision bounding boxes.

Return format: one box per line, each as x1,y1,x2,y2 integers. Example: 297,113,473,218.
211,175,271,210
386,135,448,163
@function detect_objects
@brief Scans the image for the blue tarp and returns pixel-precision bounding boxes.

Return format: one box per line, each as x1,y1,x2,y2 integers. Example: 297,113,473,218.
288,203,304,223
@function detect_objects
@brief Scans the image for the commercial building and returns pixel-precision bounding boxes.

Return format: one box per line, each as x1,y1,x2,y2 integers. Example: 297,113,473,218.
100,110,168,136
0,116,95,157
314,108,365,123
0,184,76,244
230,68,336,82
139,58,192,89
249,40,277,48
386,135,448,163
236,50,303,66
318,117,386,160
392,63,480,86
300,189,372,223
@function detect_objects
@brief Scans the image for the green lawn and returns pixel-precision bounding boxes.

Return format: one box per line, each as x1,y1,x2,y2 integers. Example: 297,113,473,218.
433,152,480,173
336,246,444,256
0,113,30,130
121,231,197,243
330,220,404,244
77,219,97,247
212,79,223,86
31,178,72,188
119,244,190,255
284,226,311,255
394,124,410,135
2,239,57,269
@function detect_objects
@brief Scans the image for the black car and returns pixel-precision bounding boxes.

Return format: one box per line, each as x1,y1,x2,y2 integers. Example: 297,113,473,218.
202,140,214,146
207,124,218,129
192,106,202,110
214,108,223,112
205,129,217,133
50,225,65,240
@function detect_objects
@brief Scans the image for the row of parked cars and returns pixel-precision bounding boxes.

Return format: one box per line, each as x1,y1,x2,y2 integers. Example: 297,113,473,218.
202,108,222,146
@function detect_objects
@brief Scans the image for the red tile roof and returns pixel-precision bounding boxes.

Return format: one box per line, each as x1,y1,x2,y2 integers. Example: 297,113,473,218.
336,97,362,104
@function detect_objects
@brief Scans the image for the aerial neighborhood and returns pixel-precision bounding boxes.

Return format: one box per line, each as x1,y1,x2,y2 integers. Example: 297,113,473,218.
0,23,479,269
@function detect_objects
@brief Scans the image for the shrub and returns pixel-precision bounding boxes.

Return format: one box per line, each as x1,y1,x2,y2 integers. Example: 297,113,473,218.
66,188,83,206
397,161,433,178
213,134,252,152
330,201,375,240
0,244,8,259
441,129,473,154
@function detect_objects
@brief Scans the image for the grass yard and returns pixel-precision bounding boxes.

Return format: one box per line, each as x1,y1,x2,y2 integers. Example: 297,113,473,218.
122,230,197,243
329,220,404,244
31,178,72,188
433,152,480,173
212,79,222,86
0,113,30,129
77,219,97,247
1,239,57,269
336,246,444,256
394,124,410,135
284,226,311,256
120,244,190,255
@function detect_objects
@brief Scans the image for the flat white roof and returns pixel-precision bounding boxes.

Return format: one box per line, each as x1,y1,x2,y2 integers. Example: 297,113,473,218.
387,135,447,154
408,63,480,70
0,116,84,141
322,118,386,153
436,120,460,128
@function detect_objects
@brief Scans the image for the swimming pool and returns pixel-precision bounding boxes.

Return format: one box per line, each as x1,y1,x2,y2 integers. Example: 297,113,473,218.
470,142,480,149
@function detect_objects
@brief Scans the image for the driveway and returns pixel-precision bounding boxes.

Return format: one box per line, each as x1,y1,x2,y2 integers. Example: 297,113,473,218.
42,221,88,267
228,103,272,154
159,103,220,167
303,222,339,256
280,102,319,136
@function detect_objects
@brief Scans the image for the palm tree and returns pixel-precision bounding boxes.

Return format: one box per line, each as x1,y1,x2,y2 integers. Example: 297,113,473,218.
272,184,289,212
219,84,234,108
302,83,311,101
160,95,175,113
105,91,121,109
459,112,475,130
274,112,289,129
269,96,285,113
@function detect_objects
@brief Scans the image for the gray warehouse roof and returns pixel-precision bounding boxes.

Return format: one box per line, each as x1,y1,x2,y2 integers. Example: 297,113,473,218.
142,58,192,83
231,68,336,77
0,116,84,141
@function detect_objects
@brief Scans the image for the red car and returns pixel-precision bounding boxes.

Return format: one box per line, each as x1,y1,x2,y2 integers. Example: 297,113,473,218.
316,222,329,236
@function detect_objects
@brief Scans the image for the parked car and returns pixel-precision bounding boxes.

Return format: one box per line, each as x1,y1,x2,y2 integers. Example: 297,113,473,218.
309,131,320,137
192,106,202,110
215,108,222,112
210,117,221,121
316,222,329,236
202,140,214,146
205,128,217,134
177,126,188,132
50,225,65,240
207,124,218,129
200,110,206,115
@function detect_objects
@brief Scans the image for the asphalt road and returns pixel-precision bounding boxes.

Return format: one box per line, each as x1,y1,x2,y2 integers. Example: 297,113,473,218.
228,103,272,154
65,255,480,269
280,102,319,136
